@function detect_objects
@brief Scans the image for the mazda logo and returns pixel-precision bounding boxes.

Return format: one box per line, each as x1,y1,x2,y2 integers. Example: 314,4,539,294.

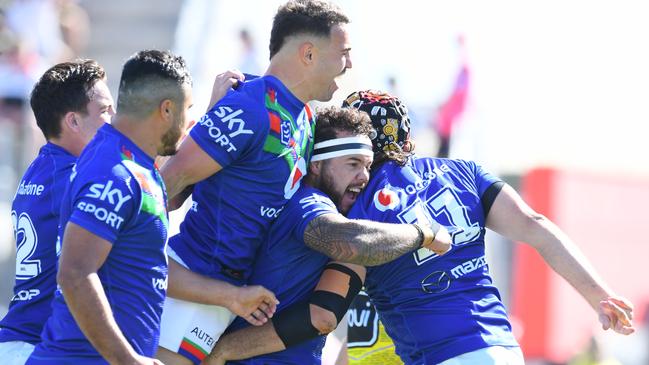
421,270,451,294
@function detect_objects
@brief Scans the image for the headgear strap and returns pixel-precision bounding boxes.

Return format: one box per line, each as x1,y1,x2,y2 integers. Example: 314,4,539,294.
311,136,373,162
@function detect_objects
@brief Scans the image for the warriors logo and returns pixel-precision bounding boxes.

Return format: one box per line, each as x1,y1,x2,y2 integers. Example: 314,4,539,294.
263,88,315,200
284,156,307,199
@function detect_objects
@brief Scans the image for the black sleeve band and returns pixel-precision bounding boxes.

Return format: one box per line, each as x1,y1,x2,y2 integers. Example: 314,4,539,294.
310,291,347,323
322,263,363,297
273,263,364,348
272,300,320,348
309,263,363,323
481,181,505,218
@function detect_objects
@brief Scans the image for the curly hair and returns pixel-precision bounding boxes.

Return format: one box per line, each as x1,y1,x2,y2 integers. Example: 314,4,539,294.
314,106,372,144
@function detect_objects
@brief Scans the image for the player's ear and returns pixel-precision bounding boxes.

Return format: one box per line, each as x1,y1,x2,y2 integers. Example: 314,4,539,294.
62,111,80,133
159,99,174,123
309,160,322,176
299,41,316,66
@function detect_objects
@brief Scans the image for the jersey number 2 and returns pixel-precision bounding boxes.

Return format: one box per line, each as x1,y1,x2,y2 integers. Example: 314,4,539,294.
11,211,41,280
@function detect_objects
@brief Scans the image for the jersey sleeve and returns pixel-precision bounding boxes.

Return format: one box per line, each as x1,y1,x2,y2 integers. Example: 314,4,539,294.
468,161,505,217
471,161,503,196
67,165,139,244
291,190,339,242
189,92,267,168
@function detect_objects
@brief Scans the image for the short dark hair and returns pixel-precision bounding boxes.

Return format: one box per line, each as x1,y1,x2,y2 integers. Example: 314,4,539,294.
314,106,372,144
269,0,349,59
30,60,106,140
117,50,192,119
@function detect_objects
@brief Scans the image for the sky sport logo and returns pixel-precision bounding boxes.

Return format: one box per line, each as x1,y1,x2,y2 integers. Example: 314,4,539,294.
373,186,400,211
198,106,253,153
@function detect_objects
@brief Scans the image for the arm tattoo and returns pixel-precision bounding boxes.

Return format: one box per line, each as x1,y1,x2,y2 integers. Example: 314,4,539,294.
303,214,421,266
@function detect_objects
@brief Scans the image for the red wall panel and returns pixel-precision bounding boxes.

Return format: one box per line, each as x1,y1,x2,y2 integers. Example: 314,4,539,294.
511,168,649,362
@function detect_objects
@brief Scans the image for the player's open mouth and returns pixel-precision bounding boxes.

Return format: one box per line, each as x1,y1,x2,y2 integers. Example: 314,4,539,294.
345,186,362,202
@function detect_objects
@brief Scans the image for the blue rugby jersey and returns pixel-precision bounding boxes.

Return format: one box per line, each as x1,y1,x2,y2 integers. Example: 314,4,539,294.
170,75,315,285
28,124,169,364
347,156,519,365
227,186,336,365
0,143,75,344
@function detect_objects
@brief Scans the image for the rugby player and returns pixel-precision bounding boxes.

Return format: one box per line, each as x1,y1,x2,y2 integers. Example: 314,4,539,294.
202,105,450,365
341,91,634,364
0,60,114,365
157,1,355,364
25,50,192,365
204,90,635,365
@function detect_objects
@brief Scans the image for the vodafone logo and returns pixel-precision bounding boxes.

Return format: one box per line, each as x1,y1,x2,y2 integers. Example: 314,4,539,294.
373,186,400,211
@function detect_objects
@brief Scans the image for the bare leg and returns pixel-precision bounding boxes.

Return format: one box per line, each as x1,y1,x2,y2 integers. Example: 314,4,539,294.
156,346,194,365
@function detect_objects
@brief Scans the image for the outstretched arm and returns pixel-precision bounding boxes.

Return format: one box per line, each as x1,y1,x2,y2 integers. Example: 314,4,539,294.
303,213,451,266
202,263,366,365
167,259,278,326
486,184,634,335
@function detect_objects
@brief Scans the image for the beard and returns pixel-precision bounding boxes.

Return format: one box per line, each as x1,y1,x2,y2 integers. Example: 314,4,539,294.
158,123,182,156
317,163,344,212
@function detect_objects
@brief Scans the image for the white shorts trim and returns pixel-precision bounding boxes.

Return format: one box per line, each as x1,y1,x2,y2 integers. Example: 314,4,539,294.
438,346,525,365
0,341,35,365
159,247,236,357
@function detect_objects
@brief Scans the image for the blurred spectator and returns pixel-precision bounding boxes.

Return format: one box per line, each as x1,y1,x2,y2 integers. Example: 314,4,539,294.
56,0,90,56
237,28,263,75
0,11,45,174
3,0,72,63
0,14,39,108
432,35,469,158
